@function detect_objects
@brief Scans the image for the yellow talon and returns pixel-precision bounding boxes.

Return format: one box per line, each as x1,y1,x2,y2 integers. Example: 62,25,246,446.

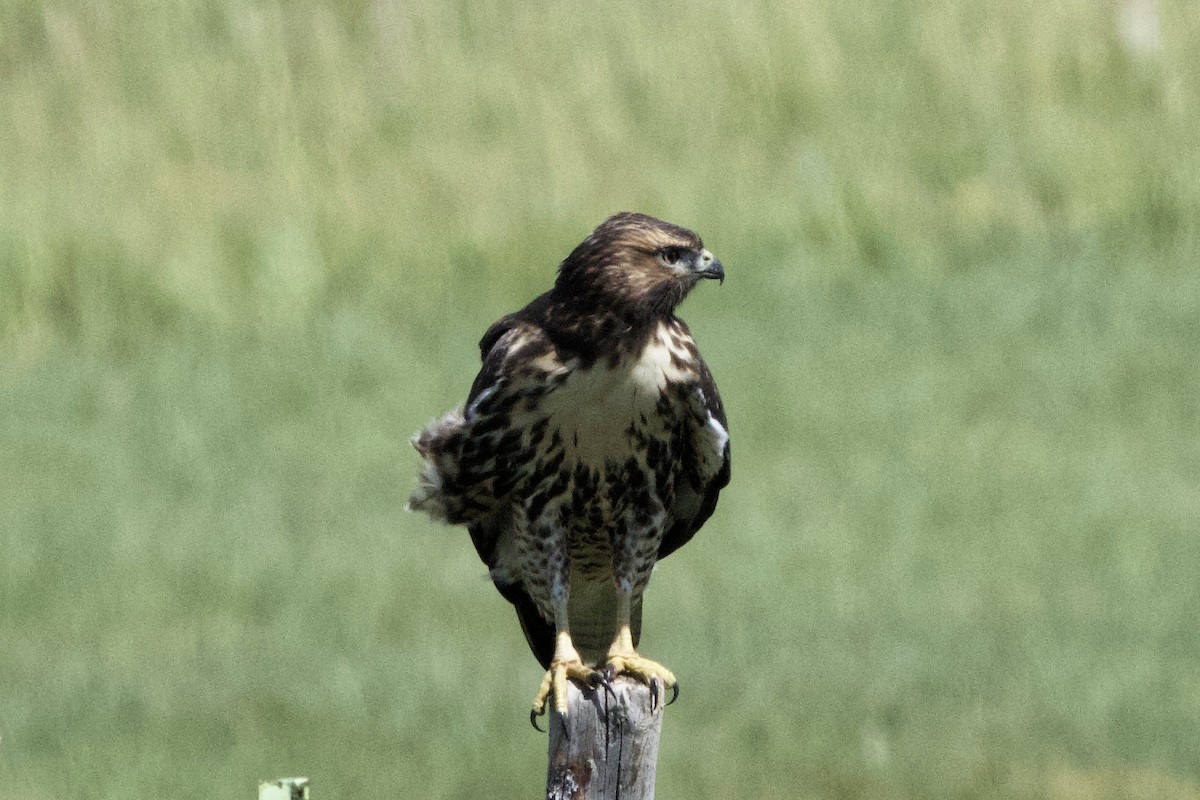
603,652,678,707
530,658,603,728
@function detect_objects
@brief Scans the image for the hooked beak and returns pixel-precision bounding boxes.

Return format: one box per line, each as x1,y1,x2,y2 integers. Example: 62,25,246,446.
694,249,725,284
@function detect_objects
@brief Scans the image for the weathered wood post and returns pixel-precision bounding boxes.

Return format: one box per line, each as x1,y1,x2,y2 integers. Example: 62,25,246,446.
545,677,665,800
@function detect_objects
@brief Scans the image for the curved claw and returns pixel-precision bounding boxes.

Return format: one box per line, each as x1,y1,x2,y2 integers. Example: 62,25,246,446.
590,667,617,700
530,708,545,732
587,670,607,688
646,676,679,710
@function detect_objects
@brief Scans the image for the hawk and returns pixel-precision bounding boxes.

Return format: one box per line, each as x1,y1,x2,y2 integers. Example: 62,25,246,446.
409,212,730,725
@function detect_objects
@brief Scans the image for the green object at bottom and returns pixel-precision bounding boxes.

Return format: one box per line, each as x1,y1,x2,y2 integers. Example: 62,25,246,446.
258,778,309,800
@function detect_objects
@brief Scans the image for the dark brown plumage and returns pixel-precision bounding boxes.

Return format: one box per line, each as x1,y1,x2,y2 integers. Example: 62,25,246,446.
410,212,730,720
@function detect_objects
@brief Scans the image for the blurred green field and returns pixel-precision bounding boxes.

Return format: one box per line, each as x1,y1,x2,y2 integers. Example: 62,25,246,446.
2,1,1199,798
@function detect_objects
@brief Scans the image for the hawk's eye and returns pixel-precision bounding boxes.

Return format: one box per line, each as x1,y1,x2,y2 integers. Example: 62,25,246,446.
658,246,686,266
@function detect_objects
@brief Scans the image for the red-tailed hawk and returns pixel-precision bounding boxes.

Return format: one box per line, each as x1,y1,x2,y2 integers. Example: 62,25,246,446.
409,212,730,726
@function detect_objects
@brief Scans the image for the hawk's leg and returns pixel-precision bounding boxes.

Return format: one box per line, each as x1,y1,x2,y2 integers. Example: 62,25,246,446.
602,586,678,708
530,589,604,727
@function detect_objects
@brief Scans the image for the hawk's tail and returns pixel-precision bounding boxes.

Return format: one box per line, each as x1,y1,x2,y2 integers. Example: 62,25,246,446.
498,580,555,670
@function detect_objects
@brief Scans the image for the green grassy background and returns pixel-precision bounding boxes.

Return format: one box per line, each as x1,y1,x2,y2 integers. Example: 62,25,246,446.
2,0,1199,797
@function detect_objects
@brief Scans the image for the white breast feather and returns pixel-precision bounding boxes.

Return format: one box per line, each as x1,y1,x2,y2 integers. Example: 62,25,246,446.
540,324,693,463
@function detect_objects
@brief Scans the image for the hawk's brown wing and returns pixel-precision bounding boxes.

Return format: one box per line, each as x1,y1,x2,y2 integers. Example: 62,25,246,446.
465,311,559,669
657,334,730,562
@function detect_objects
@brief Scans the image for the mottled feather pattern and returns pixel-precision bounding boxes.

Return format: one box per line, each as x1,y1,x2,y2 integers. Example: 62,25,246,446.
406,408,465,521
408,327,562,525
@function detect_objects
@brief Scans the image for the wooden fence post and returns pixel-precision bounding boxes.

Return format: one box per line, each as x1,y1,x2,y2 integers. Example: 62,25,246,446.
545,677,665,800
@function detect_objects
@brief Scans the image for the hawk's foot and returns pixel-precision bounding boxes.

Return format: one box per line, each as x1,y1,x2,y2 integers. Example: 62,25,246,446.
530,659,605,730
603,653,679,709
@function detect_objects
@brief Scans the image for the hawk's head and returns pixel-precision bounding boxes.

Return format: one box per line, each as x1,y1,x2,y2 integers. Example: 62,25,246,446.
555,212,724,319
